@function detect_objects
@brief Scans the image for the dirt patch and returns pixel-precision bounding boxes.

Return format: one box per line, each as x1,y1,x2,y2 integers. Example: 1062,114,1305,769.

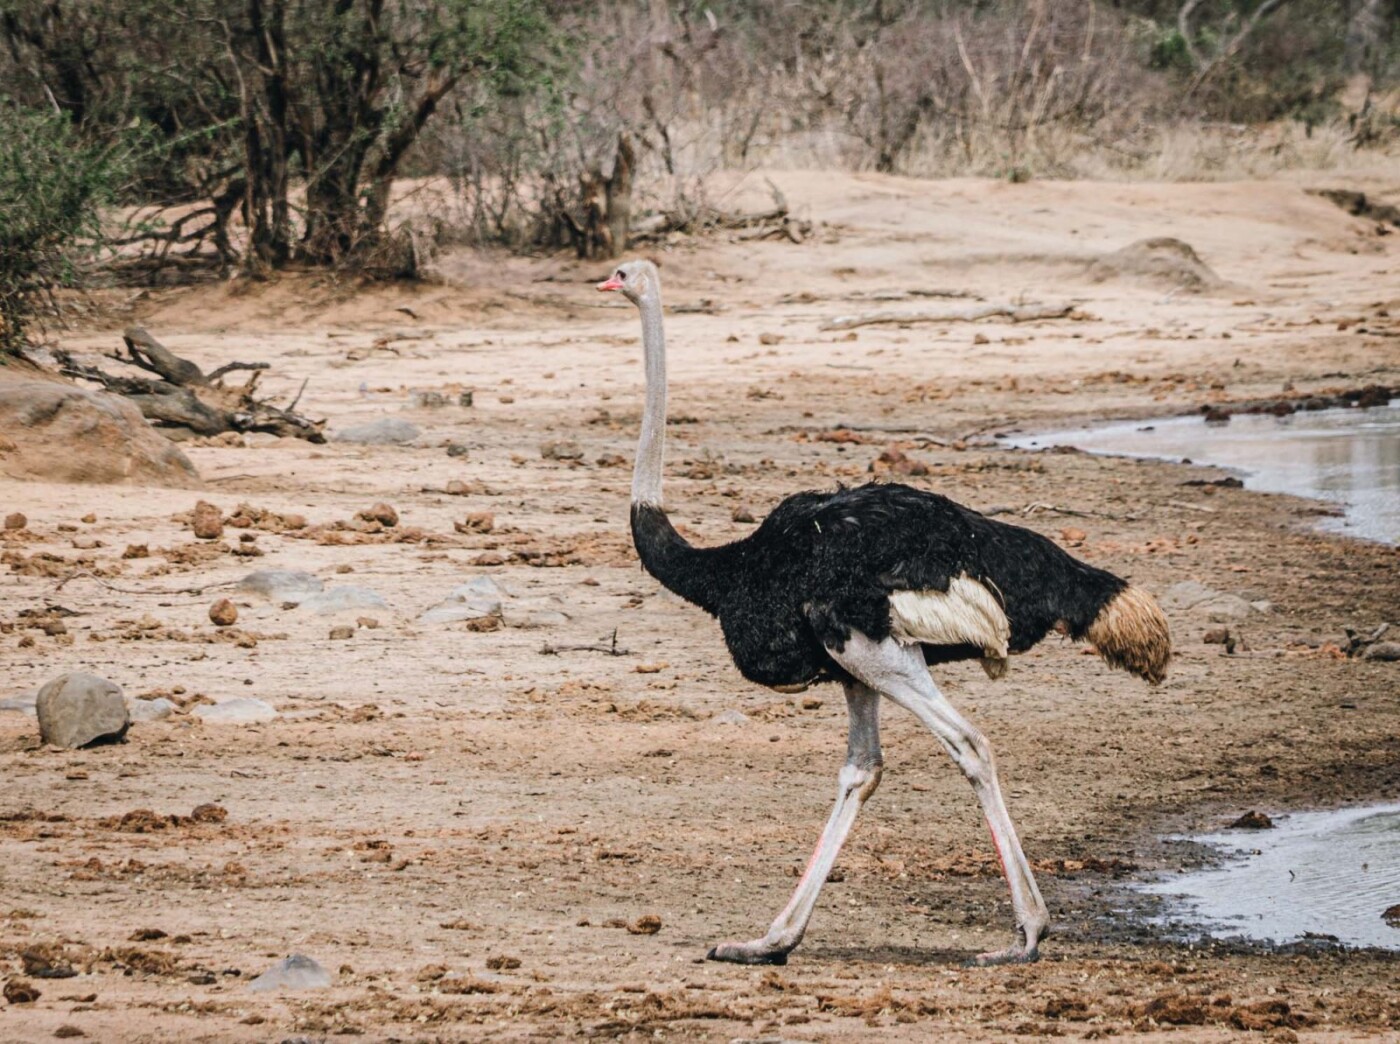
1087,237,1224,292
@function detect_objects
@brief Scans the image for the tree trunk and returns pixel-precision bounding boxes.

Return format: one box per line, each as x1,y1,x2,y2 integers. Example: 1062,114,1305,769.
604,133,635,260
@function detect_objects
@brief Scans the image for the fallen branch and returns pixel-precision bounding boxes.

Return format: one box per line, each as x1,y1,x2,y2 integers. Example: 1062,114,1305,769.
55,325,325,443
819,302,1078,332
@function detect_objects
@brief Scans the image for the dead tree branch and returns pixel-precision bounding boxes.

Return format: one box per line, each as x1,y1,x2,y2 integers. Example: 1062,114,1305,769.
55,326,324,442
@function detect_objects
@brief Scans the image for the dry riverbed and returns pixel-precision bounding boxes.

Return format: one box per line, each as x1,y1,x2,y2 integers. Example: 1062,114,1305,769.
2,172,1399,1041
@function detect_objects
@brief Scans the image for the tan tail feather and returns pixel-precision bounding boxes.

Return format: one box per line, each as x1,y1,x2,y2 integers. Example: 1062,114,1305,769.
1085,586,1171,684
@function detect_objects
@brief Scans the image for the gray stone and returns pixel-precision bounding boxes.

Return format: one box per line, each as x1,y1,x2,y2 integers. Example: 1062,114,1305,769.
236,569,324,605
504,608,571,630
128,697,177,722
298,586,389,615
247,954,332,992
1160,580,1257,622
35,673,129,748
194,698,277,724
419,577,506,625
0,691,37,717
1362,642,1400,662
332,417,421,445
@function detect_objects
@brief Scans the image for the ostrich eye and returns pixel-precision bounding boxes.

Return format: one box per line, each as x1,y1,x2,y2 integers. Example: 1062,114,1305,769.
617,271,626,281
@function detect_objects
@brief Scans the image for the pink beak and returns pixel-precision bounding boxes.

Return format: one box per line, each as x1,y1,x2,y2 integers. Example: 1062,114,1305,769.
597,274,624,292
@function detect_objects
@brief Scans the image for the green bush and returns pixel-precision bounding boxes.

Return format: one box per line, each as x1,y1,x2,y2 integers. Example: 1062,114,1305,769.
0,106,117,353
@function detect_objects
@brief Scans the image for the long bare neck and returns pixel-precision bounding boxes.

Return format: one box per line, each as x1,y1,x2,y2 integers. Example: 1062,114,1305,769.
626,286,729,614
632,292,667,507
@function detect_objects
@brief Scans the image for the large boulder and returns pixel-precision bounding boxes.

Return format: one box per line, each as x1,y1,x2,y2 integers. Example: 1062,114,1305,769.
35,673,129,748
0,373,199,486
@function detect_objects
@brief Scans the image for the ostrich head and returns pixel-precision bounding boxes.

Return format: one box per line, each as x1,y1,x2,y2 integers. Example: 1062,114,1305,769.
597,259,659,305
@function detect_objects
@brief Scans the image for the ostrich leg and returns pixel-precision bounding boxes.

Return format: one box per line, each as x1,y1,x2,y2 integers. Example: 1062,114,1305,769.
707,681,884,965
829,633,1049,965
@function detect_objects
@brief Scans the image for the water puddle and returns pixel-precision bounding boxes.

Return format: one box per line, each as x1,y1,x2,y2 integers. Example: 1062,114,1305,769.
1142,804,1400,950
1011,402,1400,544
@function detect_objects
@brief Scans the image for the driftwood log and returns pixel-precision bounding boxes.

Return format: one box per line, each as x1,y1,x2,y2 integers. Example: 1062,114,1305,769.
55,326,324,442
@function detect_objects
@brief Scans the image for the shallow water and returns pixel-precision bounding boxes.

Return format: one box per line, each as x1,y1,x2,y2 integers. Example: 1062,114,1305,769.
1142,804,1400,950
1011,402,1400,544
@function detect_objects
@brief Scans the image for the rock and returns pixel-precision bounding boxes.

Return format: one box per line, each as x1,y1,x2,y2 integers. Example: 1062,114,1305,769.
502,605,570,630
1203,627,1231,645
485,955,521,971
1229,810,1274,830
194,698,276,724
446,442,470,458
0,691,38,716
3,512,26,530
298,585,389,615
0,374,199,487
328,625,355,640
419,577,506,625
712,709,751,726
208,598,238,627
1160,580,1257,622
128,697,176,722
454,511,494,534
3,978,40,1003
236,569,324,604
541,439,583,460
472,551,507,566
191,500,223,539
247,954,332,992
1383,904,1400,928
357,502,398,527
1087,237,1224,292
731,506,755,524
332,417,420,445
1362,642,1400,662
758,332,783,345
626,914,662,935
36,673,129,749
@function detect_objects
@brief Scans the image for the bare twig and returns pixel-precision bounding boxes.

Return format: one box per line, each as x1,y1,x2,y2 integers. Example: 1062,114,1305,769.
53,571,241,596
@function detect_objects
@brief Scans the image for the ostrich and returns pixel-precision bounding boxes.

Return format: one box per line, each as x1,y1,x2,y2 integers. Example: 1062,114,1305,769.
597,259,1170,966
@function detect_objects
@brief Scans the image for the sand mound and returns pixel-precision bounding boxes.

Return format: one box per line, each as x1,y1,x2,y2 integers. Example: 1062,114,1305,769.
0,373,199,486
1087,237,1223,292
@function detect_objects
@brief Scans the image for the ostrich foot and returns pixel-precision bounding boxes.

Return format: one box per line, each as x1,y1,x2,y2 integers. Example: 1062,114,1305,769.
972,922,1047,967
706,939,792,965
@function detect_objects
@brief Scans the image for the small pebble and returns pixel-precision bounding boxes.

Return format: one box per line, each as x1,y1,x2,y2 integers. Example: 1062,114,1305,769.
209,599,238,627
3,512,26,530
329,626,355,640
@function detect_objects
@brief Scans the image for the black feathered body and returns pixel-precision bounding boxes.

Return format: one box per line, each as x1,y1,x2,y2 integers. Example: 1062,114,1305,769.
632,482,1129,689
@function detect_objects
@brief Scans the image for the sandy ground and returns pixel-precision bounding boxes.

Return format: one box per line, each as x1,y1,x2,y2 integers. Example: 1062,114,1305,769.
2,172,1400,1042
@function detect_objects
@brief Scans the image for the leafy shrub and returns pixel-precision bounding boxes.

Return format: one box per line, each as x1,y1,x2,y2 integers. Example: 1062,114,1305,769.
0,108,118,352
